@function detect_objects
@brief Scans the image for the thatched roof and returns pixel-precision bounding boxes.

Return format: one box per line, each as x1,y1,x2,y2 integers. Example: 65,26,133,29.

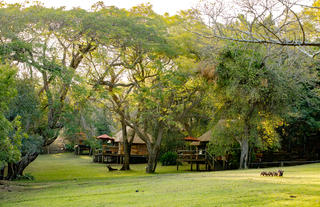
198,130,212,142
114,127,148,144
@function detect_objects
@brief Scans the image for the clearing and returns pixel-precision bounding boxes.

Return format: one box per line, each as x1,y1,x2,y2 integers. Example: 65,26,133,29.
0,153,319,207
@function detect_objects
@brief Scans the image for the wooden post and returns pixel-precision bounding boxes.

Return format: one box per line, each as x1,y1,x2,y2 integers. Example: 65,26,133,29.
191,162,193,171
196,163,199,171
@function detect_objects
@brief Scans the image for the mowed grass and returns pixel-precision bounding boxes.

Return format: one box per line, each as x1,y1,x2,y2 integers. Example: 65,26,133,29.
1,153,319,207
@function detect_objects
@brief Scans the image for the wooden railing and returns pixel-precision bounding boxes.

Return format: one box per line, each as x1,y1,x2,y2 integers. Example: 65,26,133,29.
102,145,118,154
177,150,215,171
177,150,215,162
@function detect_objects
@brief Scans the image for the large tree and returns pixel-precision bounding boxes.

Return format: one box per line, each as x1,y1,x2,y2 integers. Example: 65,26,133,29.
208,43,300,169
0,3,140,177
0,65,25,180
196,0,320,58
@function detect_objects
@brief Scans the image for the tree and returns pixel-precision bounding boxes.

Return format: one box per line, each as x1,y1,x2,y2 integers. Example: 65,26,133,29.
4,79,43,180
208,43,298,169
0,64,26,180
277,59,320,160
197,0,320,58
0,3,135,177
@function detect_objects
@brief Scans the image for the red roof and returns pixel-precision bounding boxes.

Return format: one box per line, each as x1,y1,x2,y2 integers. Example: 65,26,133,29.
97,134,114,140
184,136,200,142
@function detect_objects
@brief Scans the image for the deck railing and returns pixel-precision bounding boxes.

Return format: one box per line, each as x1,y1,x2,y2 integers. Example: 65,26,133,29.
177,150,215,171
177,150,211,161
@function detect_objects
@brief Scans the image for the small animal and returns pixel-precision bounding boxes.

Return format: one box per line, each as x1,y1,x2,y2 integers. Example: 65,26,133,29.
278,170,284,176
268,171,274,176
107,165,118,171
260,169,284,177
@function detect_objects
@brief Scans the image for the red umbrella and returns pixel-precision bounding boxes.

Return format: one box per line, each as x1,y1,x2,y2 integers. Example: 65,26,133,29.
97,134,115,140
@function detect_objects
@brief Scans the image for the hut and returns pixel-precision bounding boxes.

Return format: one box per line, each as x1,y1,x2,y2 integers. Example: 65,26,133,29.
177,130,215,171
190,130,212,150
93,127,149,163
114,128,148,156
74,132,91,155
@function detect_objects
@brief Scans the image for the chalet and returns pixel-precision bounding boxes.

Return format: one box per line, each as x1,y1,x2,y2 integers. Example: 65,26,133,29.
74,132,91,155
177,130,215,171
93,127,148,164
189,130,212,150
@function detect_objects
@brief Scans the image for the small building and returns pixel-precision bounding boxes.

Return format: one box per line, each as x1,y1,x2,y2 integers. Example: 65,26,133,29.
93,127,148,164
190,130,212,150
177,130,215,171
114,128,148,156
74,132,91,155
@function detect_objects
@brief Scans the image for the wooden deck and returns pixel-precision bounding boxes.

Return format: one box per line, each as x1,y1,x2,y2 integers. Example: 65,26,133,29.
93,145,147,164
177,150,215,171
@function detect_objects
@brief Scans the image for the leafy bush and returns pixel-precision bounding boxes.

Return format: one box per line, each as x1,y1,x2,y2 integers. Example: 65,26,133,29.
65,143,75,152
16,173,34,181
160,151,178,166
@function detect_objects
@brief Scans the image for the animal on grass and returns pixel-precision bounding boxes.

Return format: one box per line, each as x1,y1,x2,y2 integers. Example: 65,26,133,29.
260,170,284,176
107,165,118,171
278,170,284,176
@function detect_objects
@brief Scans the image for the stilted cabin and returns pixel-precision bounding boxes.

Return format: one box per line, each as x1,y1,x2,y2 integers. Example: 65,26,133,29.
74,132,91,155
177,130,216,171
93,127,148,164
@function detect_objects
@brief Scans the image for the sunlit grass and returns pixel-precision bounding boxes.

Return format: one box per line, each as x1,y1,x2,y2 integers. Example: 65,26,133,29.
1,153,319,207
20,153,190,182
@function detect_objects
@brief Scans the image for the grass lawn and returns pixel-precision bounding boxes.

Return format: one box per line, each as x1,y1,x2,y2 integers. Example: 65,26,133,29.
0,153,319,207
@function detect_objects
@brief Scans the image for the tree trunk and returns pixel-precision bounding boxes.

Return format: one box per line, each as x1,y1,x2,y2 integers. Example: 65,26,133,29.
5,163,15,180
239,139,249,169
121,139,131,171
145,127,163,173
146,149,159,173
120,120,131,171
0,166,4,180
4,152,39,180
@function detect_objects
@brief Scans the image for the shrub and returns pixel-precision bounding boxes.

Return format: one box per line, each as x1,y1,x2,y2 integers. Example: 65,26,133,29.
65,143,75,152
160,151,178,166
16,173,34,181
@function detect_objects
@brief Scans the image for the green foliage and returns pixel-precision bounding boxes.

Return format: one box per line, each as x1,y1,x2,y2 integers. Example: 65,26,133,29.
160,151,178,166
16,172,34,181
0,64,26,168
64,143,75,152
7,79,44,156
207,43,299,167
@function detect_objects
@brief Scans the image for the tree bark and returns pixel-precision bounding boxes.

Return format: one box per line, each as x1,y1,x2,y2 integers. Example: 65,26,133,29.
121,140,131,170
120,120,131,170
146,148,159,173
0,166,4,180
4,152,39,180
239,139,249,169
145,127,164,173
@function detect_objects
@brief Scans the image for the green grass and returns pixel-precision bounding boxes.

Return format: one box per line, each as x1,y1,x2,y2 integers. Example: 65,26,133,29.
1,153,319,207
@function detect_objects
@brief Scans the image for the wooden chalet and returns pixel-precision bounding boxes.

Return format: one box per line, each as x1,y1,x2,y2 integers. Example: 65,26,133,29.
177,130,215,171
93,127,148,164
74,132,91,155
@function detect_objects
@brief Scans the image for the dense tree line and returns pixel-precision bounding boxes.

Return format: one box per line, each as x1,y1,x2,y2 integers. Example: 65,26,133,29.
0,0,319,179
